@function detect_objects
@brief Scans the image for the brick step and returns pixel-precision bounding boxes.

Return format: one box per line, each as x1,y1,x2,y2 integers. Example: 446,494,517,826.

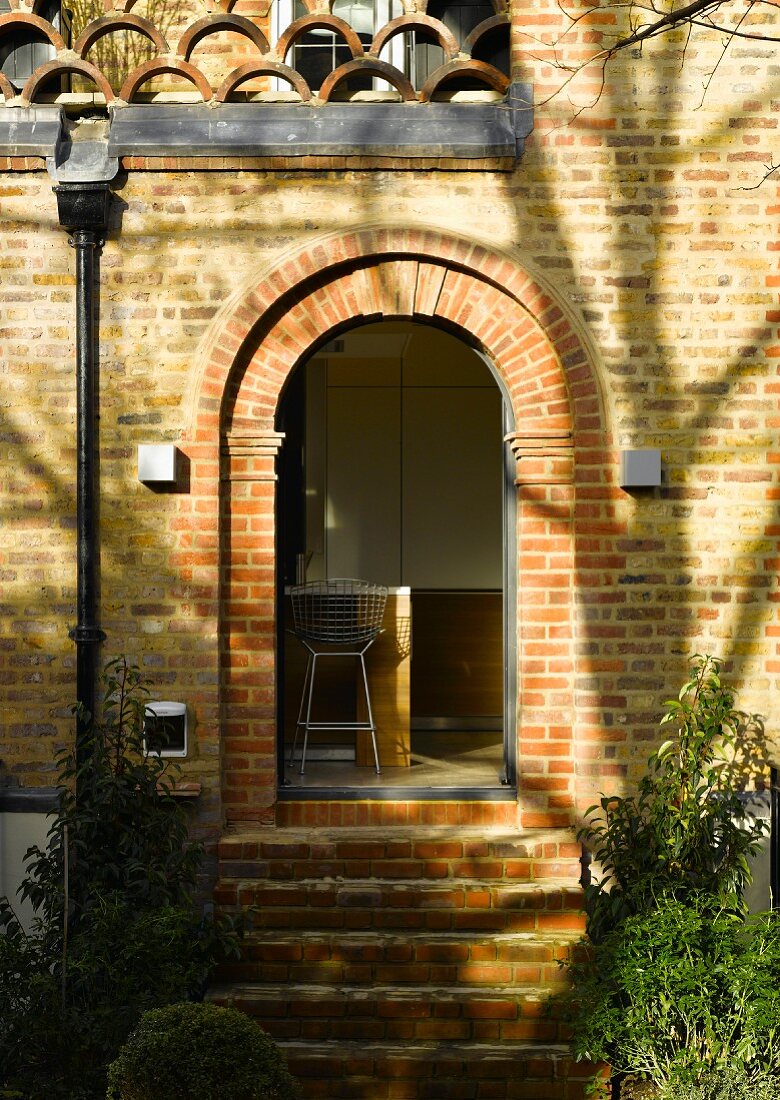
217,879,585,933
218,827,581,885
279,1040,591,1100
219,826,580,863
216,929,582,986
208,983,569,1044
211,826,589,1097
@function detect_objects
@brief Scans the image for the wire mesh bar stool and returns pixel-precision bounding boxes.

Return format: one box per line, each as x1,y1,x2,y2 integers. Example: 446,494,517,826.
287,578,388,775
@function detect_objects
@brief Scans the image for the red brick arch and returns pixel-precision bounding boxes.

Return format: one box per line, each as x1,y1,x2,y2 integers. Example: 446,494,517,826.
188,228,606,826
194,229,601,443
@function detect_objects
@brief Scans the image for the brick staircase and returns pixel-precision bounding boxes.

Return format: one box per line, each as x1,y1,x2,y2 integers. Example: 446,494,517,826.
210,826,594,1100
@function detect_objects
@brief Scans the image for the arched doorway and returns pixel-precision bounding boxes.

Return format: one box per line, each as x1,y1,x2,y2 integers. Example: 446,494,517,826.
196,227,606,826
276,319,517,794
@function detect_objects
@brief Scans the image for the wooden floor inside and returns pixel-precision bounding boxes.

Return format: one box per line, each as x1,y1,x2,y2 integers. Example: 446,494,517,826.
282,730,505,789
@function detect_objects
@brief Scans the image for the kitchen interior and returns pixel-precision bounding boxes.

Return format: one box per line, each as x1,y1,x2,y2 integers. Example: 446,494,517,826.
277,320,509,790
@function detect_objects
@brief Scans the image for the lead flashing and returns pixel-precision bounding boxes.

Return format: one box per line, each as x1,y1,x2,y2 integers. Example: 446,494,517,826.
107,100,518,159
0,105,62,156
1,85,534,165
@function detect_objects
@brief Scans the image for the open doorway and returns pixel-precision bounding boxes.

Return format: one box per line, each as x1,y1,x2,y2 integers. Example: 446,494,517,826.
276,320,516,793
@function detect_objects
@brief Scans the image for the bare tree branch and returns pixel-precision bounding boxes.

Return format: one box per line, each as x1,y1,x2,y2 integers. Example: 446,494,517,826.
696,1,751,105
738,161,780,189
688,18,780,42
604,0,731,54
537,0,780,184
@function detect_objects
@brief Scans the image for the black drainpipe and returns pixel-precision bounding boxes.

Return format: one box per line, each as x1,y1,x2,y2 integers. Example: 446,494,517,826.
53,181,111,762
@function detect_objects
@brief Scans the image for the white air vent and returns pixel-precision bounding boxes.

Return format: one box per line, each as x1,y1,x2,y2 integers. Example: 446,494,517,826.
144,702,188,758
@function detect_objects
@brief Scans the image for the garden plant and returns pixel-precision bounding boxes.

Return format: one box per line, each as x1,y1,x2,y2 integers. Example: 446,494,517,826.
106,1001,300,1100
0,658,240,1100
562,654,780,1099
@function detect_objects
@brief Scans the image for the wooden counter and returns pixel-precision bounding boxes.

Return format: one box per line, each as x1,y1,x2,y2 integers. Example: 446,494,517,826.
356,589,411,768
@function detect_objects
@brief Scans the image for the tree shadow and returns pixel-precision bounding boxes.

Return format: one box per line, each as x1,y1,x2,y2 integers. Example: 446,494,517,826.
502,0,780,815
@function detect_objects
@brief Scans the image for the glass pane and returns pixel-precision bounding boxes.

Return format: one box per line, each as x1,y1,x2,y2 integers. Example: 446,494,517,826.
293,39,336,89
472,24,508,74
427,0,493,44
333,0,375,37
409,36,445,87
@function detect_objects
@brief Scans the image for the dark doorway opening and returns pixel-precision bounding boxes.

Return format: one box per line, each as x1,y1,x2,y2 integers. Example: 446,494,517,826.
276,320,516,796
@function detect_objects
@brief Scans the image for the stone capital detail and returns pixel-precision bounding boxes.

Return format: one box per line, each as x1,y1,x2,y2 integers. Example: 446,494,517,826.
505,429,574,486
222,431,285,481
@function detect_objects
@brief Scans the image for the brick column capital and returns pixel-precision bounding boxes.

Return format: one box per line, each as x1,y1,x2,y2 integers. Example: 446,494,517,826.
505,429,574,486
222,431,285,482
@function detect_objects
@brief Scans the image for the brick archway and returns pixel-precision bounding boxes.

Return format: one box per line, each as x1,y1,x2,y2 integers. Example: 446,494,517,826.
190,228,606,826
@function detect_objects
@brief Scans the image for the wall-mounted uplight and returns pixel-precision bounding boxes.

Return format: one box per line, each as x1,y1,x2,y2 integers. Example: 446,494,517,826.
138,444,178,484
619,449,662,489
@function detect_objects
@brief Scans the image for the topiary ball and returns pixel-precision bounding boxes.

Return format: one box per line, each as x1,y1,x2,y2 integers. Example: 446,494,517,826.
106,1001,300,1100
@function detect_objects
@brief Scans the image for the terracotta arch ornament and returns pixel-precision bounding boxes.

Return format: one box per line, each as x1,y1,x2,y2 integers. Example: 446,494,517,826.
370,14,458,60
22,58,115,102
275,14,364,63
318,58,415,101
216,60,311,101
119,58,213,102
420,58,509,100
177,14,270,61
0,12,66,50
0,72,15,100
188,229,606,827
462,12,509,56
74,14,169,59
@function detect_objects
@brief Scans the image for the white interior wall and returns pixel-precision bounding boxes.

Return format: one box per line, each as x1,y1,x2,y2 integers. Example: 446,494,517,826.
304,322,503,588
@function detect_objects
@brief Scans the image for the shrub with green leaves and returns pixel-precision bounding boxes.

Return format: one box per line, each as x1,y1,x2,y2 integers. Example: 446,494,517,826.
106,1002,300,1100
579,654,767,943
19,656,202,924
565,898,780,1093
663,1066,780,1100
560,655,780,1099
0,658,239,1100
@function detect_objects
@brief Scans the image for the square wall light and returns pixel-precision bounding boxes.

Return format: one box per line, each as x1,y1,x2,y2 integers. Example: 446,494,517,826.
619,449,662,489
138,444,178,484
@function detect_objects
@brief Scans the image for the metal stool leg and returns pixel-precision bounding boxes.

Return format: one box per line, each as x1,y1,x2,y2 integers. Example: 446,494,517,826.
299,652,318,775
359,651,381,775
289,651,313,769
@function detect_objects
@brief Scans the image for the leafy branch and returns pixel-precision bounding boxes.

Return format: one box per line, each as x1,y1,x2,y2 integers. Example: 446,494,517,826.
579,654,768,943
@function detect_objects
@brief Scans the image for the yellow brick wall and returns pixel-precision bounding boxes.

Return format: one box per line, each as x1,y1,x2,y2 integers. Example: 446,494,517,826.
1,4,779,825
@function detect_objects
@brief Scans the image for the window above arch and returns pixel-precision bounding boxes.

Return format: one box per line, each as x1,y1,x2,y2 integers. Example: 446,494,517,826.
0,0,528,168
273,0,507,96
275,0,404,93
0,0,71,93
416,0,506,90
